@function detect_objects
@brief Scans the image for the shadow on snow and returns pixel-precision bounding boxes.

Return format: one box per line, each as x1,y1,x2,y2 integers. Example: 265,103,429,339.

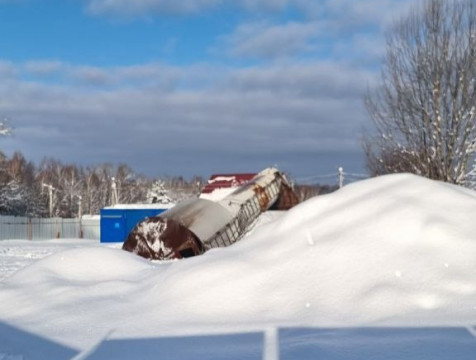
2,322,476,360
0,321,77,360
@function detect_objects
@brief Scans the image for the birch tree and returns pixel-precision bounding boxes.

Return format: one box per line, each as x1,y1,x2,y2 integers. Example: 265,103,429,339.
84,167,102,215
364,0,476,186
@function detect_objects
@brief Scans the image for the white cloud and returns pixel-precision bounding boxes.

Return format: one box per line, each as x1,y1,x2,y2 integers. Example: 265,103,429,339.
72,66,113,85
83,0,298,16
223,21,322,59
324,0,414,28
0,60,18,79
227,62,376,98
14,60,221,89
84,0,217,16
82,0,344,17
23,60,66,76
332,33,386,65
0,59,374,175
211,0,414,61
237,0,289,12
81,0,413,66
82,0,413,27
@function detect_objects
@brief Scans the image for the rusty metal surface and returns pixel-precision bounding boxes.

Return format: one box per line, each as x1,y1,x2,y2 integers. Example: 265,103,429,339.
270,181,300,210
122,217,203,260
221,168,281,210
122,167,300,260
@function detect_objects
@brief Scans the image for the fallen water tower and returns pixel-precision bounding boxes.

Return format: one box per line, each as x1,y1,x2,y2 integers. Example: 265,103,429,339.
123,167,299,260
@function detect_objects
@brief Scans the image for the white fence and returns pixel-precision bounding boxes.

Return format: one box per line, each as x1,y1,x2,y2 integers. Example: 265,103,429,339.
0,216,100,241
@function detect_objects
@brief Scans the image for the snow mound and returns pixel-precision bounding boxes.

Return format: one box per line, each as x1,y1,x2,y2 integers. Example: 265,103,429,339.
1,173,476,350
9,247,154,284
234,173,476,325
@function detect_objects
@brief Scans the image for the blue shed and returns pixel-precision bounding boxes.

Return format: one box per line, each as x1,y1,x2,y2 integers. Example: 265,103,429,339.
100,206,170,243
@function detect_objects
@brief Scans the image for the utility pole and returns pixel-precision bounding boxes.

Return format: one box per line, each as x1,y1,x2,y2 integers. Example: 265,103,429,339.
76,195,83,238
42,183,55,217
77,195,82,219
111,177,118,206
338,167,344,189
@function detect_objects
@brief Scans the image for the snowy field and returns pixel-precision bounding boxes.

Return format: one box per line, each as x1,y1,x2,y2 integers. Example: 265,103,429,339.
1,173,476,359
0,240,100,283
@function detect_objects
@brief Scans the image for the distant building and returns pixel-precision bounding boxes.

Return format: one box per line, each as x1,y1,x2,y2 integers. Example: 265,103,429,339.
199,173,256,201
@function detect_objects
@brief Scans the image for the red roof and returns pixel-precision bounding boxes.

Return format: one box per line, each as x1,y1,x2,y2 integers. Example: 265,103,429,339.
201,173,256,194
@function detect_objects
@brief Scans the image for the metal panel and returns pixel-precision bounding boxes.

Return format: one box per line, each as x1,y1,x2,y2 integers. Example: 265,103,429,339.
159,199,233,243
100,210,127,243
100,208,168,243
81,217,100,240
0,216,29,240
0,216,100,240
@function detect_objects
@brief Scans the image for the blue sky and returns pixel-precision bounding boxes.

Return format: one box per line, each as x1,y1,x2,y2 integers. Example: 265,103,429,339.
0,0,415,181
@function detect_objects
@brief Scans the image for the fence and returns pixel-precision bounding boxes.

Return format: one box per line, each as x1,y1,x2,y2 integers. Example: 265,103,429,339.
0,216,100,241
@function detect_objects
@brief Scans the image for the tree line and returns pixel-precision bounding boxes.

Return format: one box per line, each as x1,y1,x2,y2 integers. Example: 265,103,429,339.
0,150,335,218
0,151,206,218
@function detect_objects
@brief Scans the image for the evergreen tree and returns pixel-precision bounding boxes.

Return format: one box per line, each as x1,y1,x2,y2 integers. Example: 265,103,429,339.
147,180,173,205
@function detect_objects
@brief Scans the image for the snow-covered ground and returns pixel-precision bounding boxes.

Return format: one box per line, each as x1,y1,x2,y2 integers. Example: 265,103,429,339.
0,240,99,283
1,173,476,359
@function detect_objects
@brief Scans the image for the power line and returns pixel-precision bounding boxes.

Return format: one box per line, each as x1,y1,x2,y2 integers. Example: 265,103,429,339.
343,173,369,179
295,168,370,186
295,173,338,181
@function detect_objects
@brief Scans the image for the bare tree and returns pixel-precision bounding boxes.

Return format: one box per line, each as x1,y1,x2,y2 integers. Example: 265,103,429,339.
114,164,147,204
364,0,476,186
58,165,83,218
84,167,102,215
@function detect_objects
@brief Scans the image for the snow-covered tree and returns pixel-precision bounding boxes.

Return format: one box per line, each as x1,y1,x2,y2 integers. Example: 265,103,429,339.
0,152,41,216
147,179,173,204
0,117,11,137
364,0,476,186
0,179,28,215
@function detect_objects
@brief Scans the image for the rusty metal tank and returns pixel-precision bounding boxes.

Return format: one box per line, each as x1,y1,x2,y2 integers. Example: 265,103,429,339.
122,168,299,260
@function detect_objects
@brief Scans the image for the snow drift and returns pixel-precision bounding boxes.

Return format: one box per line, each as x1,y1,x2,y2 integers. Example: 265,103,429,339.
1,173,476,352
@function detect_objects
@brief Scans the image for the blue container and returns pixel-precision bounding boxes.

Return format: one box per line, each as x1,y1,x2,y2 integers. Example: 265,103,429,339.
100,208,168,243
